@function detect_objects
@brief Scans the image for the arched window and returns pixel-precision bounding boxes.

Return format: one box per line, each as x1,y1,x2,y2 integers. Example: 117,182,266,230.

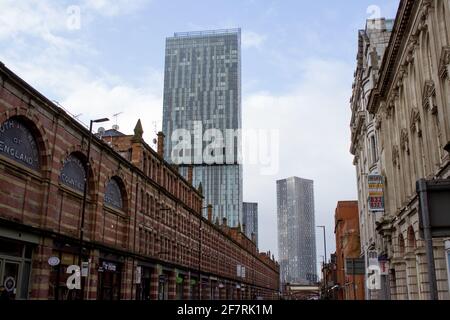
408,227,417,251
59,153,86,192
399,233,405,255
0,117,40,171
104,177,124,210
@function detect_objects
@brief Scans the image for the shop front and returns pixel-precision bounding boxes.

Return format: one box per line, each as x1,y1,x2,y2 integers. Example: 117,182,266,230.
97,252,123,300
190,276,199,300
48,239,86,300
175,271,186,300
136,264,153,300
158,273,168,300
0,234,36,300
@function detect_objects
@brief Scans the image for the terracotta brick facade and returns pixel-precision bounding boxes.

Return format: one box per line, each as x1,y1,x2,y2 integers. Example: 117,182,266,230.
0,62,279,300
334,201,365,300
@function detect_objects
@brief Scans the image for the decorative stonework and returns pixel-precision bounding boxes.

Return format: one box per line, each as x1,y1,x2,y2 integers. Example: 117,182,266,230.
422,80,437,114
400,129,410,155
386,102,395,119
375,113,382,130
392,145,400,168
405,36,418,65
417,1,432,33
438,46,450,80
409,107,421,137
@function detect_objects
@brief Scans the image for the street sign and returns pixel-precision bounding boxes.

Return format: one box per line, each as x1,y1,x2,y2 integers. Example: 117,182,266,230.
81,261,89,277
368,175,385,212
417,179,450,237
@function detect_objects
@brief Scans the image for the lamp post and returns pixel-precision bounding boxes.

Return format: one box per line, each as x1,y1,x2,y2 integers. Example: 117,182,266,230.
79,117,109,300
316,226,327,263
198,205,212,300
316,225,327,299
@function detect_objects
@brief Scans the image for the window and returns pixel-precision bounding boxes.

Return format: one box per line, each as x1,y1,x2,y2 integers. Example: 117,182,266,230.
104,178,124,210
370,135,378,165
59,154,86,192
0,117,41,171
446,241,450,294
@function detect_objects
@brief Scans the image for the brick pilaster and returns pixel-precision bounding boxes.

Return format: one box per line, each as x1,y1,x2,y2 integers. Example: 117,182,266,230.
150,269,159,300
168,271,176,300
30,238,52,300
183,273,191,300
86,249,99,300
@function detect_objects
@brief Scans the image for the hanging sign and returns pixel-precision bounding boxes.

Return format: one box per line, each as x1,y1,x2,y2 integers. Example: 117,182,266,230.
368,175,385,212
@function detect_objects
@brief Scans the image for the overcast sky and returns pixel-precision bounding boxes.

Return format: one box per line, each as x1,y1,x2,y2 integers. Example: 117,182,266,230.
0,0,400,273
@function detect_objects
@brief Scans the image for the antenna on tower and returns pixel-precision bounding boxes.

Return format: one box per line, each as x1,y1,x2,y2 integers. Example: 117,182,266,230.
112,112,123,131
152,121,159,148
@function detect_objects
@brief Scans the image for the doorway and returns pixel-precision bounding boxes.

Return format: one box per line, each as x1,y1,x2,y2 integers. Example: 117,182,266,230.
0,237,33,300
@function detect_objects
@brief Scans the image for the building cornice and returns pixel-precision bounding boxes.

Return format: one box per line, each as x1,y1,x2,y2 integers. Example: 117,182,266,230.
367,0,419,114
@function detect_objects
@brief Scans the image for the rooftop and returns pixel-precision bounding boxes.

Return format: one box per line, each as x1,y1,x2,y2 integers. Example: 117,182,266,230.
173,28,240,38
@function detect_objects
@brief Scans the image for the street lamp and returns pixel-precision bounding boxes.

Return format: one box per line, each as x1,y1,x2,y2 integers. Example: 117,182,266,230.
198,204,212,300
79,117,109,300
316,226,327,264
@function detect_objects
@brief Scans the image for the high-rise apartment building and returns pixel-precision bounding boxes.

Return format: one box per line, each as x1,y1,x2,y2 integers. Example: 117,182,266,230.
162,29,242,226
277,177,317,285
243,202,258,247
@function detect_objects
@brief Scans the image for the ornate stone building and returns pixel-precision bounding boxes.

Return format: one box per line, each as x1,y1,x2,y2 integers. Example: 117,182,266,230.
0,61,279,300
350,17,394,300
351,0,450,300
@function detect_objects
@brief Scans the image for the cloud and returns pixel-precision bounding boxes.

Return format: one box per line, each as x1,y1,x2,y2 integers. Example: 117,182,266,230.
243,58,357,263
0,0,162,144
0,0,67,40
6,57,163,144
242,31,267,49
82,0,151,17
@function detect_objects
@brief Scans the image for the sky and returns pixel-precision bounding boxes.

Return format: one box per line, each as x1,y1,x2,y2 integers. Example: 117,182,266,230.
0,0,400,274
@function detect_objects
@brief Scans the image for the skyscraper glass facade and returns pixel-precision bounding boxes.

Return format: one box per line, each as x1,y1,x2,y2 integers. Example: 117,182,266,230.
243,202,258,247
162,29,242,226
277,177,317,285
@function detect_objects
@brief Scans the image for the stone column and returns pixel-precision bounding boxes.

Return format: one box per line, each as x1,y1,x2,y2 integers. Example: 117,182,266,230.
395,262,408,300
405,253,419,300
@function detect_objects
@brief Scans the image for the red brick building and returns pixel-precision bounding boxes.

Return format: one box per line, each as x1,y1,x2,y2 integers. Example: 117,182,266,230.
334,201,365,300
0,62,280,300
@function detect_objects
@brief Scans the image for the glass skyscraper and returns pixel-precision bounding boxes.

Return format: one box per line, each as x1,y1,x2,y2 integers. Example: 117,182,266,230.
243,202,258,247
277,177,317,285
162,29,243,226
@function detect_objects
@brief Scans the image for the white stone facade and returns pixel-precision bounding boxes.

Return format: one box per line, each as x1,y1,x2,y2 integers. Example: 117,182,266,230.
350,0,450,300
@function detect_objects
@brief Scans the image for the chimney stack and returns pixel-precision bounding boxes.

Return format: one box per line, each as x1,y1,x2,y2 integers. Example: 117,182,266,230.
157,131,165,157
251,232,256,244
187,165,193,185
207,204,213,222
